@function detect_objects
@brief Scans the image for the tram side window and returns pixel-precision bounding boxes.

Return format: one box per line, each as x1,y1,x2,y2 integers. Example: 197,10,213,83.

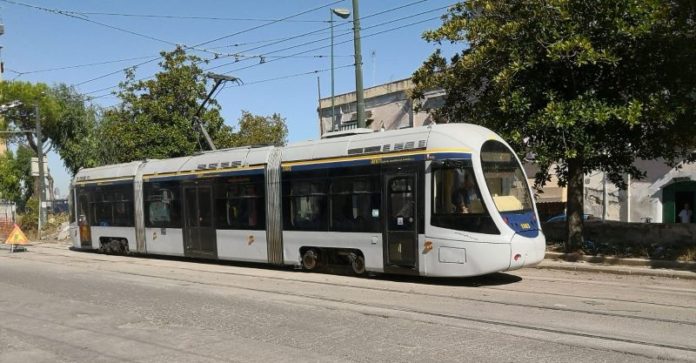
330,177,380,232
431,164,499,234
285,179,328,231
144,182,182,228
89,184,134,227
214,177,265,230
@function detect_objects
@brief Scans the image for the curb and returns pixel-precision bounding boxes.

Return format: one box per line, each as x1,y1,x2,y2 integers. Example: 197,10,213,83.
541,252,696,280
545,251,696,271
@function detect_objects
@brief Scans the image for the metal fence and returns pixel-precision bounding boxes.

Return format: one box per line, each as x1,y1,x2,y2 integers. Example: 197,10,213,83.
0,202,16,241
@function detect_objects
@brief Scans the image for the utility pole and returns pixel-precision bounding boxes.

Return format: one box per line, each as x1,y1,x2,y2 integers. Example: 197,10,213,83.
351,0,366,129
35,103,45,240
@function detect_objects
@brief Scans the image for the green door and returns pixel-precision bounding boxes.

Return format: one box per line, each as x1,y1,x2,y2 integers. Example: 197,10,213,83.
662,181,696,223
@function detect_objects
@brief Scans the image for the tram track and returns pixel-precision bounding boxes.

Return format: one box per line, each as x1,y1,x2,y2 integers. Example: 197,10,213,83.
75,267,696,358
6,247,696,328
3,248,696,360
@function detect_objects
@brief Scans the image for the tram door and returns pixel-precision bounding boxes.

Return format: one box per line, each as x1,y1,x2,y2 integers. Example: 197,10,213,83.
77,192,92,248
384,171,418,270
183,185,217,258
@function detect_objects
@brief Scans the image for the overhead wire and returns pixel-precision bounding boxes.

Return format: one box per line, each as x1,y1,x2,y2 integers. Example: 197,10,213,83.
70,12,328,23
192,0,344,48
193,0,428,58
206,4,451,73
0,0,182,47
70,0,346,88
82,2,443,95
8,55,157,77
86,12,445,100
81,2,450,98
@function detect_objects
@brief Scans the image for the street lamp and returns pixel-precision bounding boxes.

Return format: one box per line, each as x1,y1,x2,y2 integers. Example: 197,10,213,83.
330,7,350,132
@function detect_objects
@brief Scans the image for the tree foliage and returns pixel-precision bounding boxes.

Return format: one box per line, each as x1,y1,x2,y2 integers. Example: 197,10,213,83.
48,84,101,175
0,150,22,203
413,0,696,250
0,81,59,154
0,146,36,209
0,81,98,175
230,111,288,147
0,81,98,207
100,48,235,163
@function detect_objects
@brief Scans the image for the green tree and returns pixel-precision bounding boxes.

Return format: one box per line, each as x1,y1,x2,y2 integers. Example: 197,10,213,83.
100,47,235,163
229,111,288,147
0,81,59,155
0,150,22,203
0,81,99,175
48,84,101,175
0,146,35,209
413,0,696,251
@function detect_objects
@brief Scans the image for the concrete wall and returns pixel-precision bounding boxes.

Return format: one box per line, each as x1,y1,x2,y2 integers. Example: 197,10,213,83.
543,220,696,248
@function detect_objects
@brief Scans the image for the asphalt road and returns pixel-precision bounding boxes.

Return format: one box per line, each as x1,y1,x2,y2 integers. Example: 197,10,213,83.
0,243,694,363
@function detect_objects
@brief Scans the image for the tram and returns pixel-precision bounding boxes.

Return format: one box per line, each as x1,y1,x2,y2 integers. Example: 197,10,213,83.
69,123,545,277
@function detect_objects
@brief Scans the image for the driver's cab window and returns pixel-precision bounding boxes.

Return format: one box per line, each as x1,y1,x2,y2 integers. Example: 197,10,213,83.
431,161,499,234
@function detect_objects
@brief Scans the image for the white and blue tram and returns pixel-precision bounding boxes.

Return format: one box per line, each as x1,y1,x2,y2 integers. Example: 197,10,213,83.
69,124,545,277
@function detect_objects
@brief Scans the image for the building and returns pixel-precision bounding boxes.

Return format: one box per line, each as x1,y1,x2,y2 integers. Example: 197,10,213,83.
317,78,696,224
317,78,444,135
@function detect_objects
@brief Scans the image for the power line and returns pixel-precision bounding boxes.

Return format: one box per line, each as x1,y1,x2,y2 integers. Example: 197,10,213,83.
87,63,356,101
75,57,162,87
8,55,157,77
81,53,352,96
217,15,442,76
0,0,180,47
80,2,449,97
71,0,345,89
196,0,428,57
232,64,354,87
72,12,328,23
86,14,443,99
192,0,344,48
206,5,450,74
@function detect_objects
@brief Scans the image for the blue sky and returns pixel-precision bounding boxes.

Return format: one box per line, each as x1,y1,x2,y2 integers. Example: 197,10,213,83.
0,0,457,197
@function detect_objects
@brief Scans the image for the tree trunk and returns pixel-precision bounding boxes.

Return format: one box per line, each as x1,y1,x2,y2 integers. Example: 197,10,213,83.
565,158,584,252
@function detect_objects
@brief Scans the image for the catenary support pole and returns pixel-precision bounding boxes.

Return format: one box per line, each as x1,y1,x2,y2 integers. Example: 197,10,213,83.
351,0,366,129
36,103,44,241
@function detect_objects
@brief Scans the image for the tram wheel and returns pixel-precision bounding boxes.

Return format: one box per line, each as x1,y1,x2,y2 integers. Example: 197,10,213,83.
302,249,320,270
349,253,366,275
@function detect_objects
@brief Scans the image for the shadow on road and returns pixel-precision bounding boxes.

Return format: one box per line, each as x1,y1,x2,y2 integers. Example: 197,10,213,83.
70,247,523,287
370,272,523,287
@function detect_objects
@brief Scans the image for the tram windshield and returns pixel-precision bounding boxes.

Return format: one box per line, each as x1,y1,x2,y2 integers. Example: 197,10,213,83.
480,140,534,213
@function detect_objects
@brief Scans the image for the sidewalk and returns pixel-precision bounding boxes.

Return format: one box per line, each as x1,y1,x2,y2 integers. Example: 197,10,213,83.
539,252,696,280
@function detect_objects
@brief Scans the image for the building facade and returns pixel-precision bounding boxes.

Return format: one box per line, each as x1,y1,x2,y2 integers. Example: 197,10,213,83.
317,78,444,135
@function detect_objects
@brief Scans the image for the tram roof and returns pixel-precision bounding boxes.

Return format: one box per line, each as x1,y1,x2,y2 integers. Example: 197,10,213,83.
74,123,502,183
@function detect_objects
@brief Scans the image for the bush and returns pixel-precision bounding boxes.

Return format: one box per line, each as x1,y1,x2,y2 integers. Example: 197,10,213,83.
18,196,39,232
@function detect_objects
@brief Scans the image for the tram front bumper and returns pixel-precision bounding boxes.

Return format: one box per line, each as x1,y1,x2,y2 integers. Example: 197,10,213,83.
508,231,546,271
